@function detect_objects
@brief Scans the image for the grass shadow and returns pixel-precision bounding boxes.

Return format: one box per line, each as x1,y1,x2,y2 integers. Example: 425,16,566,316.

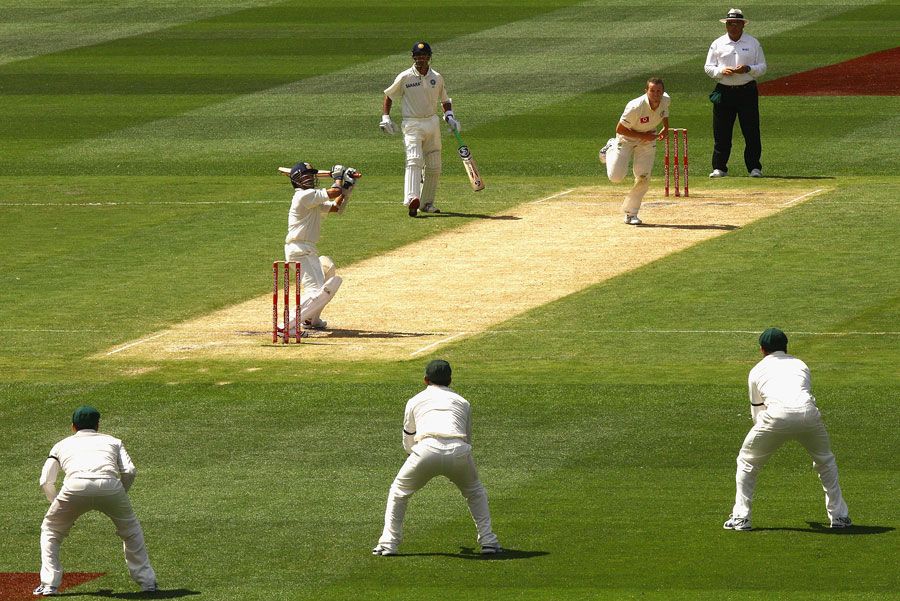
752,522,894,535
391,547,548,560
418,212,521,220
58,589,200,599
637,223,739,231
760,175,837,180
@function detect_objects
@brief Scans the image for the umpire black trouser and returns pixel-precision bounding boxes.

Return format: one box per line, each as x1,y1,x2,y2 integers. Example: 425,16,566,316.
712,81,762,173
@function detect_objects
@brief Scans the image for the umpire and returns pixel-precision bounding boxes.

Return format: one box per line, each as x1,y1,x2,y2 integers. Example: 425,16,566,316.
704,8,767,178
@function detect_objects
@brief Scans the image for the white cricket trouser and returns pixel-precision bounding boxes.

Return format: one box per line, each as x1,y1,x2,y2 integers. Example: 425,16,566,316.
606,135,656,217
731,406,849,521
401,116,442,206
40,478,156,589
379,438,499,549
284,242,341,325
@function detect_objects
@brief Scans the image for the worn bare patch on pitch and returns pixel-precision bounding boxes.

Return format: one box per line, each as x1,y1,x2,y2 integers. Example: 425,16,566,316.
99,187,824,362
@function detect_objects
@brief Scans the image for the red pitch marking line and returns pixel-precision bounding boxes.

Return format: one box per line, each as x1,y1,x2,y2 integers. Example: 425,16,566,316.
0,572,103,600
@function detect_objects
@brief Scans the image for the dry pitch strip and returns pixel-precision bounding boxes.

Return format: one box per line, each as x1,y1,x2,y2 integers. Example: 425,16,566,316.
101,186,826,362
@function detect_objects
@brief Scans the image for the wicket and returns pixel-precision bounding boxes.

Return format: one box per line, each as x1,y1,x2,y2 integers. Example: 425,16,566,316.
664,128,689,197
272,261,301,344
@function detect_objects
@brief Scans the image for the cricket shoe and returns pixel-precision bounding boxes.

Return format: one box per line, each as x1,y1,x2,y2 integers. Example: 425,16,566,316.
302,318,327,330
723,516,752,531
830,516,852,529
421,203,441,214
407,197,420,217
275,326,307,339
598,138,615,164
749,168,762,178
372,544,397,556
480,544,503,555
709,169,727,178
624,214,642,225
32,584,58,596
141,582,158,592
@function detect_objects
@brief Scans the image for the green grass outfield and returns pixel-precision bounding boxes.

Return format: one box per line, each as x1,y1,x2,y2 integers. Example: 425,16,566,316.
1,1,897,599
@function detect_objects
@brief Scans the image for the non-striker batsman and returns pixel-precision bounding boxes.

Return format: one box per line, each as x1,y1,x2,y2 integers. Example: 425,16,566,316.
380,41,459,217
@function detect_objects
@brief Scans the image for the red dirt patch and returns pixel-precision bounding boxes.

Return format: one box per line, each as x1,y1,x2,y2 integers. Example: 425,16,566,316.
759,46,899,96
0,572,103,600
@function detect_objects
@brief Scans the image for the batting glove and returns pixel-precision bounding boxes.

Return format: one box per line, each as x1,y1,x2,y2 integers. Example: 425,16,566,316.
443,111,460,132
379,115,396,135
330,164,345,180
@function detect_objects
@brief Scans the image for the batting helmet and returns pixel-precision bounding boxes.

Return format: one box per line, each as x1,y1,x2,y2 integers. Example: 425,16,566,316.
411,41,432,56
289,161,317,189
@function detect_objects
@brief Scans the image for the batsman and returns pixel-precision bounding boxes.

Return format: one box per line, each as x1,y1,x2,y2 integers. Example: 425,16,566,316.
380,41,459,217
281,161,357,334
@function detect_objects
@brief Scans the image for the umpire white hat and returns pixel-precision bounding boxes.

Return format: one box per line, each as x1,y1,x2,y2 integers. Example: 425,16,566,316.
720,8,749,23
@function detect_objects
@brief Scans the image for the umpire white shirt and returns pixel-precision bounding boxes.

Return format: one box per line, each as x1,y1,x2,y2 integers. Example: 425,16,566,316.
619,92,670,134
384,66,449,119
705,33,767,85
40,430,136,501
284,188,331,245
748,351,815,420
403,384,471,453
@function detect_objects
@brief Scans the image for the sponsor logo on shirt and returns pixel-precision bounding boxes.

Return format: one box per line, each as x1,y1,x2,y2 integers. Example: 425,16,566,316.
406,81,421,89
640,116,650,123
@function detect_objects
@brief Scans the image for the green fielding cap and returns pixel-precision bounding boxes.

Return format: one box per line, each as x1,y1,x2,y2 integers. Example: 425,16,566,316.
759,327,788,353
425,359,452,386
72,405,101,429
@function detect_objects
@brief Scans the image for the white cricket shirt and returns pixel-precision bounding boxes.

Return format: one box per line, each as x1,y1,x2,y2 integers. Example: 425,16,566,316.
748,351,817,411
403,385,472,452
284,187,330,245
619,92,670,133
42,430,135,482
384,66,449,119
705,33,767,85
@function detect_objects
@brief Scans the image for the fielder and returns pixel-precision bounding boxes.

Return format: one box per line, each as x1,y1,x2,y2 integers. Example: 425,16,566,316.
380,41,459,217
283,161,356,334
599,78,670,225
723,328,852,531
34,406,157,596
373,360,501,556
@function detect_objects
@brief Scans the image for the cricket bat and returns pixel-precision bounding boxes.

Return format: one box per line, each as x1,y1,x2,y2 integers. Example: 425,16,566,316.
451,129,485,192
277,167,361,179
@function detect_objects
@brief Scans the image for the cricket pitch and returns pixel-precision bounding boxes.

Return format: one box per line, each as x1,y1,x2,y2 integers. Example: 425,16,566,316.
99,186,825,362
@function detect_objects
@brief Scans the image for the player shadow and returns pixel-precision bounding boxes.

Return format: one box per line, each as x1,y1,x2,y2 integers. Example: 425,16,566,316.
418,212,521,220
247,329,431,341
752,523,894,535
758,175,836,180
61,589,200,598
306,328,431,339
396,547,548,560
637,223,739,231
